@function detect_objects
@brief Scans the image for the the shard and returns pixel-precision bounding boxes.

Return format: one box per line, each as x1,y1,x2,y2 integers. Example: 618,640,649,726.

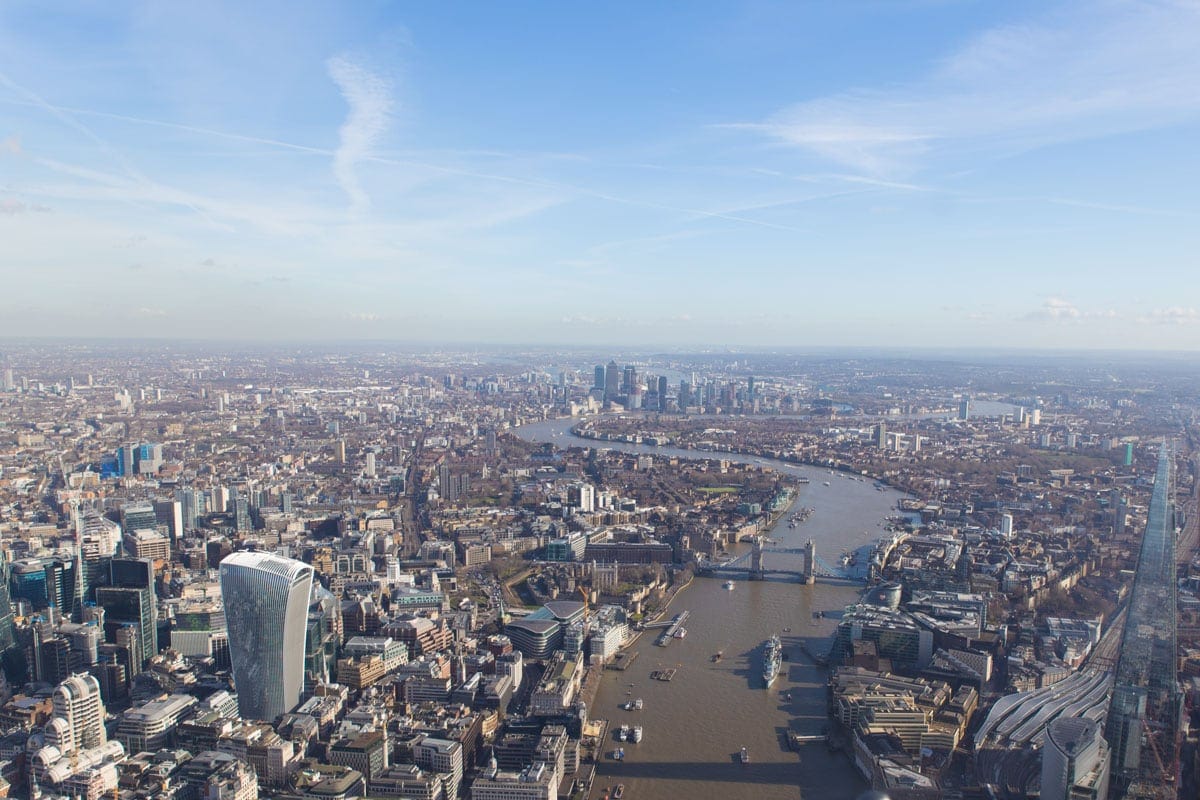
1105,443,1182,798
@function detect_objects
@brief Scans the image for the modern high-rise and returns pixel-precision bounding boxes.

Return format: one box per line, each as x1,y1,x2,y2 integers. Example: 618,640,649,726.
1105,443,1180,798
121,502,158,535
622,365,636,395
153,500,183,547
220,551,314,722
603,361,619,400
52,673,107,750
95,558,158,668
1041,716,1110,800
234,497,251,532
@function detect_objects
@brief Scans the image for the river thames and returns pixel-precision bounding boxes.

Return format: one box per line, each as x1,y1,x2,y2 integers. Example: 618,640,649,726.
513,416,910,800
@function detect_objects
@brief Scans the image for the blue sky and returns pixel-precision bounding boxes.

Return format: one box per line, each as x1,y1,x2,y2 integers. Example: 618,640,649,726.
2,1,1199,348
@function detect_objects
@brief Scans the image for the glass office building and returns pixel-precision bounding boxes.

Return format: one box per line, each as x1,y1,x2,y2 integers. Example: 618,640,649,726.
219,551,314,722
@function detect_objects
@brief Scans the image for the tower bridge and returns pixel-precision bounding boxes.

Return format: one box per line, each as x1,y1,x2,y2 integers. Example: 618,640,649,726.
703,537,840,583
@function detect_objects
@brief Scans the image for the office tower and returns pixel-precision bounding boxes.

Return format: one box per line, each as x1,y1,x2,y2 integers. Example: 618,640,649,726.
593,365,605,390
1115,498,1128,534
1041,717,1110,800
219,551,314,721
0,550,14,651
1,368,12,391
177,488,202,531
747,376,755,403
117,444,136,477
121,502,158,536
210,486,229,514
52,673,107,751
678,381,690,409
958,396,971,420
305,584,340,691
79,511,121,605
439,464,467,503
1123,442,1134,466
0,550,17,684
44,556,79,615
658,376,668,410
172,600,229,669
335,439,347,464
604,361,619,400
874,422,887,449
234,497,251,532
136,443,163,474
281,492,293,514
622,365,636,395
153,500,183,547
365,452,377,478
1030,408,1042,425
95,558,158,668
1000,513,1014,538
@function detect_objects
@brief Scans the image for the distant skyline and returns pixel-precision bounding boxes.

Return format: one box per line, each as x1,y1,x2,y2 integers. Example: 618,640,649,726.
3,1,1200,349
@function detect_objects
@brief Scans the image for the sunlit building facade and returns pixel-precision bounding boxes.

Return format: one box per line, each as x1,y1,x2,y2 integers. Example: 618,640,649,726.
219,551,314,722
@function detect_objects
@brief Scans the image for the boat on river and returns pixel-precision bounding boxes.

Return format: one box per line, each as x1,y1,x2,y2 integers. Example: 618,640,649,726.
762,635,782,688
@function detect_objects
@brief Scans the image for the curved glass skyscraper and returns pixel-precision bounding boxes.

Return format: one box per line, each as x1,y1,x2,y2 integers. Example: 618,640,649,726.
219,551,314,722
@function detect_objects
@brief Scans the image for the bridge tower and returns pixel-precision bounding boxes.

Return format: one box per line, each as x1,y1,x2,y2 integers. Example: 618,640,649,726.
749,537,765,580
802,539,816,585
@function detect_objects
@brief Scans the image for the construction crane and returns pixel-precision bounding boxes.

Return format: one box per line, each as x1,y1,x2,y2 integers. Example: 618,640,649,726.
1141,717,1177,799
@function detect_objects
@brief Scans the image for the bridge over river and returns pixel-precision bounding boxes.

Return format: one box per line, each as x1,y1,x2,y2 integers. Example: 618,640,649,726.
698,536,849,582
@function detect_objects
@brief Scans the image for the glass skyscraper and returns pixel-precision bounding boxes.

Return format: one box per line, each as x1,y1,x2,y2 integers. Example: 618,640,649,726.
219,551,313,722
95,558,158,668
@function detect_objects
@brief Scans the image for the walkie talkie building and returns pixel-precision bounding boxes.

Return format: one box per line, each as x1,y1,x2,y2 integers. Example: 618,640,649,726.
219,551,314,722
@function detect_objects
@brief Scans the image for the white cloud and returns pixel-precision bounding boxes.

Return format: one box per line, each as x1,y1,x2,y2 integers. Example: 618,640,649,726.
738,1,1200,174
327,56,393,213
1023,297,1121,323
1142,307,1200,325
347,311,381,322
136,307,167,317
1028,297,1081,320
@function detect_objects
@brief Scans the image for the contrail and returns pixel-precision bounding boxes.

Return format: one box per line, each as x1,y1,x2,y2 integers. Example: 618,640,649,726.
1,93,809,232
